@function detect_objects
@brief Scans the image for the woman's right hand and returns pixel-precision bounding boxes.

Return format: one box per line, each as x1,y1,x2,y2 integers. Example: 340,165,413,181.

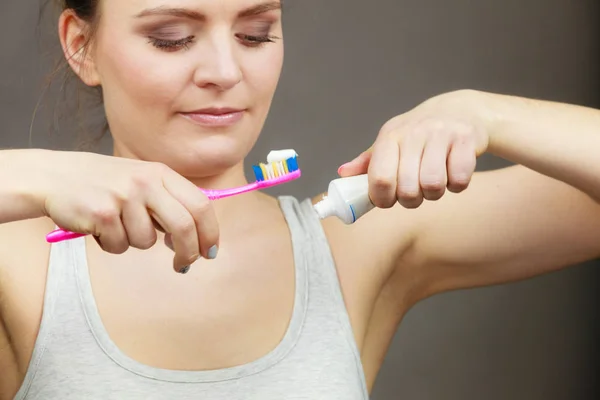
33,150,219,273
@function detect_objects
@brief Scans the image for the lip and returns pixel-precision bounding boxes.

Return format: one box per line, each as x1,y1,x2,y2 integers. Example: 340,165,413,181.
180,107,246,127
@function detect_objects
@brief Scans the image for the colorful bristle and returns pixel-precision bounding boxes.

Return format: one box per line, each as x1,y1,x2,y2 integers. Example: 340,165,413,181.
252,156,299,182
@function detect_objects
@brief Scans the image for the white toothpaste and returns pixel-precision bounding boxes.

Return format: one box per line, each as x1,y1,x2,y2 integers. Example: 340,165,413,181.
267,149,298,163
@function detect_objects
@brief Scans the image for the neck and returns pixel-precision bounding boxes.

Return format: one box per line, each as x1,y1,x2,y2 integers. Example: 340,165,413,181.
186,164,271,228
187,162,249,190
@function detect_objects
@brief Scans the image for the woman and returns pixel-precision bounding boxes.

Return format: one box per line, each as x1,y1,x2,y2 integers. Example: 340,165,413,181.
0,0,599,399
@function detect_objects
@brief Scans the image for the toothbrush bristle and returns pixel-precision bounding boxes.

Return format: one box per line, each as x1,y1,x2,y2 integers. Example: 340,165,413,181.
253,156,299,182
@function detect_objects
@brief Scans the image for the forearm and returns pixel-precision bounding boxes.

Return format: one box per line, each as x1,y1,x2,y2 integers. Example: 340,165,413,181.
0,149,47,224
484,92,600,201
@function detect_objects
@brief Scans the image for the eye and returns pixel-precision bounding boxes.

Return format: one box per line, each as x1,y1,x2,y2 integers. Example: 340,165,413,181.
148,35,196,52
236,33,280,48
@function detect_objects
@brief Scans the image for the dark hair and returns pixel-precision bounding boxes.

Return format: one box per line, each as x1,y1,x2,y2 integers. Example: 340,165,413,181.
32,0,106,151
62,0,99,20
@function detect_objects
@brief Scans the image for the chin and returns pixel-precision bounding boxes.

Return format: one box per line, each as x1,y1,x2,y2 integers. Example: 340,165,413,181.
156,137,255,179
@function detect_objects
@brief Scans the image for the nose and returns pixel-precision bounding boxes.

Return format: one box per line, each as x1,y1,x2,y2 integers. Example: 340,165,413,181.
193,33,242,91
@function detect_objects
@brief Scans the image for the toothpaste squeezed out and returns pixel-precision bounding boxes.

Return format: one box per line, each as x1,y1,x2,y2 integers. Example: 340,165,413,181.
267,149,298,163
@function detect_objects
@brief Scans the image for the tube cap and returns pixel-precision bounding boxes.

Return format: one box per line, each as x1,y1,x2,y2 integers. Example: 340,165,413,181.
313,196,336,219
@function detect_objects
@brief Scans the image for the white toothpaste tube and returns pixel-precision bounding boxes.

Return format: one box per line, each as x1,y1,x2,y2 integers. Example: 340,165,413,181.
313,174,375,224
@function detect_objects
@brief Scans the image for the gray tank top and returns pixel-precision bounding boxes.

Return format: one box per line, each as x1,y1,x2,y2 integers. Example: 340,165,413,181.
13,196,369,399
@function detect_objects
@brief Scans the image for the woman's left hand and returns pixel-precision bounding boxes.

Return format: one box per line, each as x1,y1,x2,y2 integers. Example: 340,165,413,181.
338,90,491,209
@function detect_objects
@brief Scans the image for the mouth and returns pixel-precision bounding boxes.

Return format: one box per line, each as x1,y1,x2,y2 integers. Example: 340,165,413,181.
180,107,247,127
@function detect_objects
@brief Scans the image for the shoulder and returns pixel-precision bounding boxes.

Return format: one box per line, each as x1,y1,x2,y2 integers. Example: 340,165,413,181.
307,192,419,278
310,190,422,296
276,193,423,306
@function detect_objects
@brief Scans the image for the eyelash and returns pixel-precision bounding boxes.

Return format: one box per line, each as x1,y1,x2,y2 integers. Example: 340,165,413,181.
148,33,279,51
148,36,195,51
236,33,279,47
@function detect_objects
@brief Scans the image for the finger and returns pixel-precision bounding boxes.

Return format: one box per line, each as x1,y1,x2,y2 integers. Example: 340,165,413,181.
419,131,450,201
121,201,157,250
164,233,174,251
146,188,200,273
162,174,220,261
338,147,373,177
90,202,129,254
152,218,166,234
368,135,400,208
397,132,426,208
447,136,476,193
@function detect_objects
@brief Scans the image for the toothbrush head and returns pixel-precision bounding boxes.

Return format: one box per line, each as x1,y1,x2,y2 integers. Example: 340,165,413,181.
252,149,300,182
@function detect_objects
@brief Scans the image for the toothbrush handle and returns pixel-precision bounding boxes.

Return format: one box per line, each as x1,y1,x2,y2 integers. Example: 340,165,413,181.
46,230,87,243
201,182,259,200
45,172,300,243
44,183,261,243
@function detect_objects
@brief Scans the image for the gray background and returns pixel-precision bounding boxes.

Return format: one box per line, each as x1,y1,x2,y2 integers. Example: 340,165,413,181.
1,0,599,399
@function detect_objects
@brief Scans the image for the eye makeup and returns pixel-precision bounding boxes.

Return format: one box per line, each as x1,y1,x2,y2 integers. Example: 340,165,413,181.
135,9,281,52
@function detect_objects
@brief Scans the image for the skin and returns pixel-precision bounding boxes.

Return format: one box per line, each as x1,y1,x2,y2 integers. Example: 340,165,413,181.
1,0,600,398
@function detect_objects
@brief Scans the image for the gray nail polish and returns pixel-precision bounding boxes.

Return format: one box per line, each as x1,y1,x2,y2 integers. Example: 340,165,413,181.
179,265,191,274
208,245,219,260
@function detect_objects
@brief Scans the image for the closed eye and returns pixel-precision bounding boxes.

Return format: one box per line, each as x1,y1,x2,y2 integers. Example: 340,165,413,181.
236,33,280,47
148,35,195,51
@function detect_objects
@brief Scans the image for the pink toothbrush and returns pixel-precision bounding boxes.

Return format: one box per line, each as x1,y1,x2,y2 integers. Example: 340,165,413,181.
46,150,301,243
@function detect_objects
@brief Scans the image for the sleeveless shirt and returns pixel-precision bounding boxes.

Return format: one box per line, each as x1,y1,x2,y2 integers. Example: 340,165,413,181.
13,197,369,399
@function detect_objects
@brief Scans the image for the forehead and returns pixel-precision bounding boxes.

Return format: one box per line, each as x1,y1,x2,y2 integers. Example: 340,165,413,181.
99,0,282,20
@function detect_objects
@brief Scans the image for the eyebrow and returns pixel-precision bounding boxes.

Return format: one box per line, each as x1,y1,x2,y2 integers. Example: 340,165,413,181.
135,1,282,20
239,1,281,18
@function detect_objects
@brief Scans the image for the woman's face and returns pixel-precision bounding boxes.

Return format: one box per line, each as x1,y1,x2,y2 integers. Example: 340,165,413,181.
86,0,284,177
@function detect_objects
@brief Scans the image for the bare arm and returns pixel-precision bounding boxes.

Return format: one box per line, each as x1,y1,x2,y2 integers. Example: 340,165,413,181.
338,90,600,300
411,92,600,295
411,166,600,296
0,149,48,224
486,93,600,202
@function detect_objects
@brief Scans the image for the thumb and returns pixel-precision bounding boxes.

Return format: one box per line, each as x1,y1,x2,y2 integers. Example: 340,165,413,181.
337,147,373,177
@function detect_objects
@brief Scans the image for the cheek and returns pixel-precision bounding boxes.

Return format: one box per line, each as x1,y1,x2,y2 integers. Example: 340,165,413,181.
95,33,191,120
245,45,284,104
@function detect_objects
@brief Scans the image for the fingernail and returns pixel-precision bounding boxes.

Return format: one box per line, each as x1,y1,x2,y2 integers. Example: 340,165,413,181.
208,245,219,260
399,185,419,197
338,163,350,175
453,174,470,184
179,265,191,274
